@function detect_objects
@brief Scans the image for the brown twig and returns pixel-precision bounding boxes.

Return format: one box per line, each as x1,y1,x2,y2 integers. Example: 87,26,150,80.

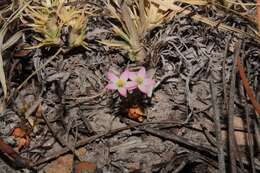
236,57,260,115
256,0,260,33
0,137,32,169
121,118,218,158
32,120,181,167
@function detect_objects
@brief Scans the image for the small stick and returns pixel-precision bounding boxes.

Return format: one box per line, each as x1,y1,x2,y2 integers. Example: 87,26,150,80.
222,36,231,113
16,48,63,92
245,103,256,173
210,79,226,173
256,0,260,33
236,57,260,115
33,121,177,167
0,137,32,168
228,42,240,173
121,118,218,158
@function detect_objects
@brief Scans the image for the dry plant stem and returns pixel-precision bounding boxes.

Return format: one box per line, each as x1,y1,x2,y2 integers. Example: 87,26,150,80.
228,43,240,173
200,123,217,147
78,107,95,134
41,112,65,147
213,2,255,24
236,57,260,115
210,79,226,173
223,36,231,113
64,89,106,101
245,103,256,173
121,118,218,158
241,50,256,173
33,120,182,167
151,0,260,41
257,0,260,33
0,137,32,168
172,161,187,173
253,121,260,153
16,48,63,92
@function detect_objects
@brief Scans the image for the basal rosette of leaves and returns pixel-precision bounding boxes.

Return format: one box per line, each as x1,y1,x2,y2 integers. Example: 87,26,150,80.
21,0,89,49
100,0,174,63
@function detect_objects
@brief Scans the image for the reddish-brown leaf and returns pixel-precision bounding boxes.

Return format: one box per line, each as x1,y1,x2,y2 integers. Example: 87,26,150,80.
75,161,97,173
128,105,145,122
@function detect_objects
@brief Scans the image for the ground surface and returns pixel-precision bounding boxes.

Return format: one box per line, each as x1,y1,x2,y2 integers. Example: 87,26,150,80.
0,0,260,173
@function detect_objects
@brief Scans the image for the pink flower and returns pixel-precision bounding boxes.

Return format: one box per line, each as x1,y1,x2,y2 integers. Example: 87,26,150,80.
106,69,137,97
129,67,155,96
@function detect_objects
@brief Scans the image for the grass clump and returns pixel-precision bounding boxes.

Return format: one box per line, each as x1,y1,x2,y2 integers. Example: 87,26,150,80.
101,0,174,63
21,0,90,49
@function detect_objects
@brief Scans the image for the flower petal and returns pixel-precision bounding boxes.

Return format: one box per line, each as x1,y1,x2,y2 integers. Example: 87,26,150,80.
138,84,148,94
125,81,137,90
143,78,155,87
118,87,127,97
129,72,137,81
120,69,129,81
137,67,146,78
106,83,117,90
107,72,118,82
146,86,154,97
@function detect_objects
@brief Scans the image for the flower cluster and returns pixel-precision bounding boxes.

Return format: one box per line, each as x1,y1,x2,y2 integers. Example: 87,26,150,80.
106,67,155,97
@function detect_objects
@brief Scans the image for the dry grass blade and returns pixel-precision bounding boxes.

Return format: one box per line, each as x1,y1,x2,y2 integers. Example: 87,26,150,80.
2,30,24,51
0,28,7,99
0,1,30,99
22,0,89,49
152,0,260,40
176,0,208,5
103,0,174,62
16,48,63,92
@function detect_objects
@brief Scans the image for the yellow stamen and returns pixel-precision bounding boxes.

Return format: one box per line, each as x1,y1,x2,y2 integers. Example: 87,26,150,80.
116,79,125,88
135,77,144,85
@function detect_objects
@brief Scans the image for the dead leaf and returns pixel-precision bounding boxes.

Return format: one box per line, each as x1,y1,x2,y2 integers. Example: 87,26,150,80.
75,161,97,173
45,154,73,173
128,105,145,122
11,127,29,150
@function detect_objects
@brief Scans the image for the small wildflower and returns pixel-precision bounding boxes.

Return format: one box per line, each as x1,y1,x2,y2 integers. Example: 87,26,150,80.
129,67,155,96
106,69,136,97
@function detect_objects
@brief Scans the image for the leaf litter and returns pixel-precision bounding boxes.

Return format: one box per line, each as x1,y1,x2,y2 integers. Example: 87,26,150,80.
0,0,260,172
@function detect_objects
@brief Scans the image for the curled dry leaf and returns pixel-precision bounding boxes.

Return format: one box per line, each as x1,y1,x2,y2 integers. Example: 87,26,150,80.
128,105,145,122
11,127,29,150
